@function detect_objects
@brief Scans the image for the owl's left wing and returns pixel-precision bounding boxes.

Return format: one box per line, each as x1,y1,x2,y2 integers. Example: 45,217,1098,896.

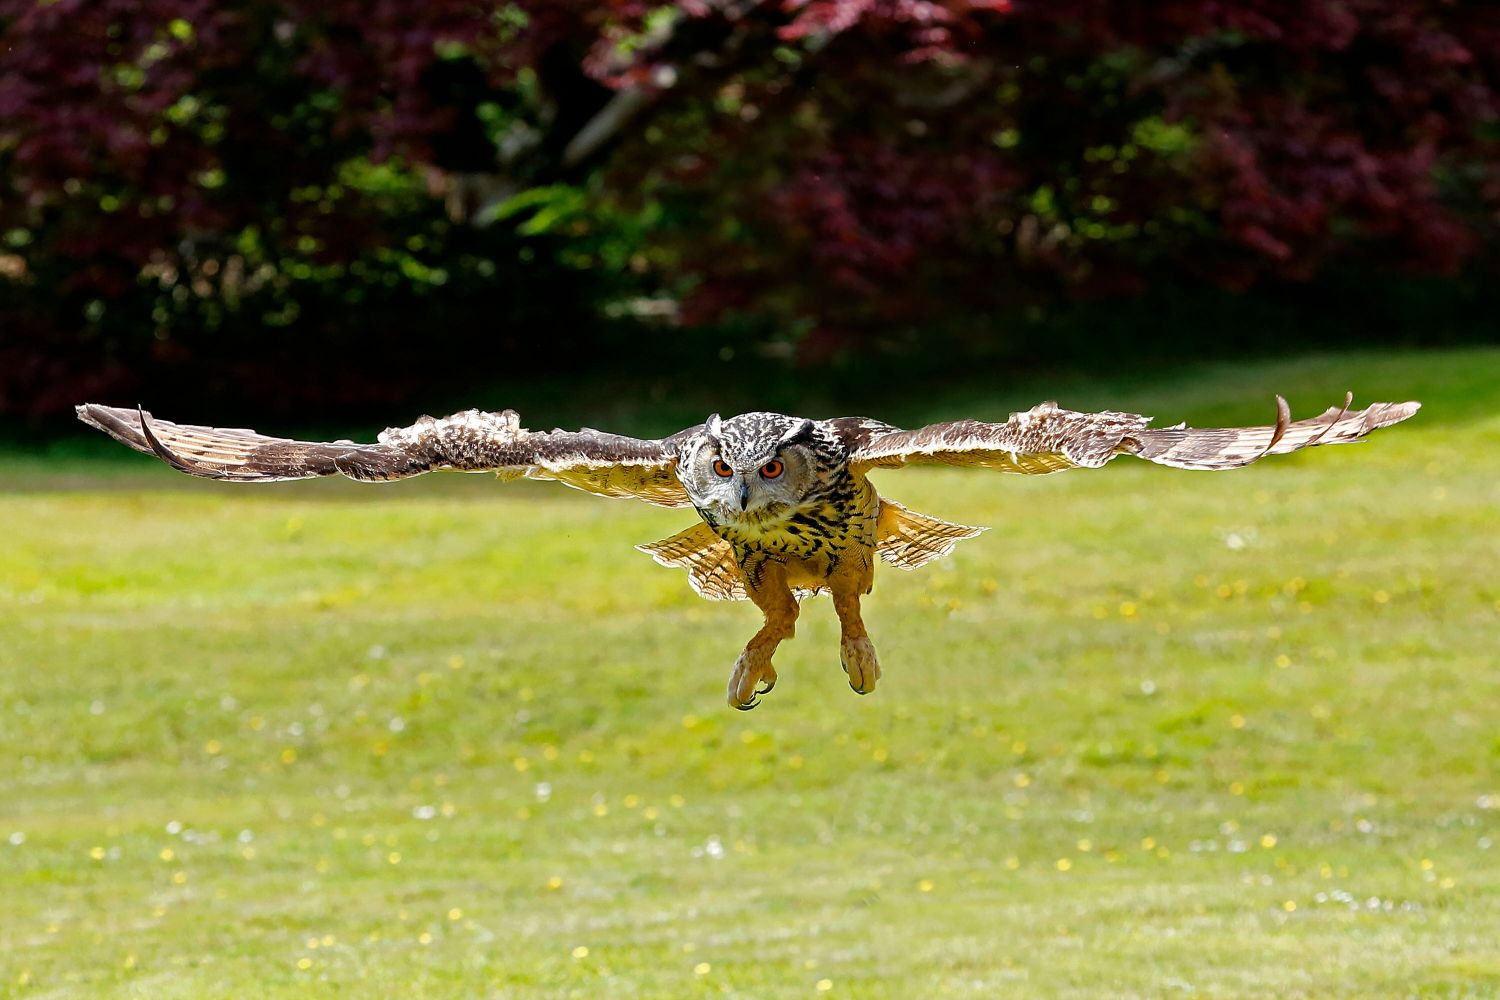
76,403,698,507
838,395,1420,475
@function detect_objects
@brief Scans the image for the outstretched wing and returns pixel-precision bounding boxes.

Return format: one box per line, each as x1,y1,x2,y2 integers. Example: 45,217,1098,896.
76,403,697,507
839,394,1420,475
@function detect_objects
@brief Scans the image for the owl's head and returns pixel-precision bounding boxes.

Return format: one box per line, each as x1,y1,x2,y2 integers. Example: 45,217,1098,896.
680,412,827,522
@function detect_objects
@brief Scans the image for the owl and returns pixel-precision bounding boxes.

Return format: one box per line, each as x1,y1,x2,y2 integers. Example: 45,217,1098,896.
78,394,1418,710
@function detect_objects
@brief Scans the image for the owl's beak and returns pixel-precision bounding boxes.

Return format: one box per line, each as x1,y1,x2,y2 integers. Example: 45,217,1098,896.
738,478,751,511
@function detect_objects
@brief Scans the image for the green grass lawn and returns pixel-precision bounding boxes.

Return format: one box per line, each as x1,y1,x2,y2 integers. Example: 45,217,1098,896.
2,348,1498,998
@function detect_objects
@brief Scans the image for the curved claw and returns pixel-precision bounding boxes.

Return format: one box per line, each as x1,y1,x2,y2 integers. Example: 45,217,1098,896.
755,677,776,695
839,636,881,697
735,695,760,711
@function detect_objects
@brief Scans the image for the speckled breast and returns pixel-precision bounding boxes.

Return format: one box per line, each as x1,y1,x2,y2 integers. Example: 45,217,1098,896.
716,473,879,590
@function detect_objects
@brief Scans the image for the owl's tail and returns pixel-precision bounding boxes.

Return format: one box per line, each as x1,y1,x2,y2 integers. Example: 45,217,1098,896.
640,502,985,601
875,499,987,570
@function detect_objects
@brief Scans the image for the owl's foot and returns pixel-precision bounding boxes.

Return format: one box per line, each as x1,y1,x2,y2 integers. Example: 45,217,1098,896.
840,636,881,695
727,647,778,711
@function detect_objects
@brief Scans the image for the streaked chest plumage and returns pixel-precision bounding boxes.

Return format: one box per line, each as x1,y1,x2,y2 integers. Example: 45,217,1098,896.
709,470,878,588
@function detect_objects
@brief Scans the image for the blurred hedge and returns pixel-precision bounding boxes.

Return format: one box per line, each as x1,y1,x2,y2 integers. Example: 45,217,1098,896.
2,1,1498,422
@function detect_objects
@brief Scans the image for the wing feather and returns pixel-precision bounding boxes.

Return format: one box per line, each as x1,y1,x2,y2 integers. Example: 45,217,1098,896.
76,403,696,507
636,523,747,601
847,396,1419,475
1125,395,1420,470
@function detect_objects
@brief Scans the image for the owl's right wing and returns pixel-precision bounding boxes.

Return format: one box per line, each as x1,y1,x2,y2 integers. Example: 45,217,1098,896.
76,403,699,507
837,395,1420,476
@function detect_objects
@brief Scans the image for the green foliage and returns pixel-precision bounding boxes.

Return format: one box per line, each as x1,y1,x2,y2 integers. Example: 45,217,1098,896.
3,349,1498,996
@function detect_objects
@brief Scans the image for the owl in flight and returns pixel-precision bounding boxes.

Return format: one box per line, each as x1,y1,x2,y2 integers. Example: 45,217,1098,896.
78,395,1417,710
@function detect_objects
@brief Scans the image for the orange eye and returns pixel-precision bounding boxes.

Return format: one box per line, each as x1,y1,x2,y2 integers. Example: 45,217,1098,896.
711,459,733,478
760,460,785,479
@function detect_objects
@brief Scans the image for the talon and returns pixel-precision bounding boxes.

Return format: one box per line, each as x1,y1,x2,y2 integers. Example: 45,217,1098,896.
735,696,759,711
839,636,881,698
755,677,776,695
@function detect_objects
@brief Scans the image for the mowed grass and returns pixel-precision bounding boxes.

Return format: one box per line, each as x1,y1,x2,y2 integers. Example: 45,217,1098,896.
2,348,1498,999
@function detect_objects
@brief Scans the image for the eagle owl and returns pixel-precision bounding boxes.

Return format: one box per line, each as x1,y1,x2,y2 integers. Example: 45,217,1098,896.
78,394,1418,710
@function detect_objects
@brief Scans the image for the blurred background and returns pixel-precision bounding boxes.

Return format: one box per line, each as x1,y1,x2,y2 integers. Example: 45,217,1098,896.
2,0,1497,430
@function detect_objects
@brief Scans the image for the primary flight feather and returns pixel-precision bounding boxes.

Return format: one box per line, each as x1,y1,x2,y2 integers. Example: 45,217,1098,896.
77,394,1419,710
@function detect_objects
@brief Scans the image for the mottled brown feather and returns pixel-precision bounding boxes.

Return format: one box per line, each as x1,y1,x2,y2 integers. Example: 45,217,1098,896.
846,396,1420,474
75,403,696,507
874,500,987,570
636,523,748,601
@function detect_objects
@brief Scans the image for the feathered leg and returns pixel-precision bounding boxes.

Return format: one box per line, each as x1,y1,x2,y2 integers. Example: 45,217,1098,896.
727,564,798,710
831,560,880,696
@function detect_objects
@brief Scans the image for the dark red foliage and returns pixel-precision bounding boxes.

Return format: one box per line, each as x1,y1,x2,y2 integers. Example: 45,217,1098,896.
2,0,1498,416
588,0,1500,331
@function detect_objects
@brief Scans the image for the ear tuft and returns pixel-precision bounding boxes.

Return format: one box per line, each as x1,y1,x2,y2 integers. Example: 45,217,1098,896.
705,413,723,440
777,418,816,449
